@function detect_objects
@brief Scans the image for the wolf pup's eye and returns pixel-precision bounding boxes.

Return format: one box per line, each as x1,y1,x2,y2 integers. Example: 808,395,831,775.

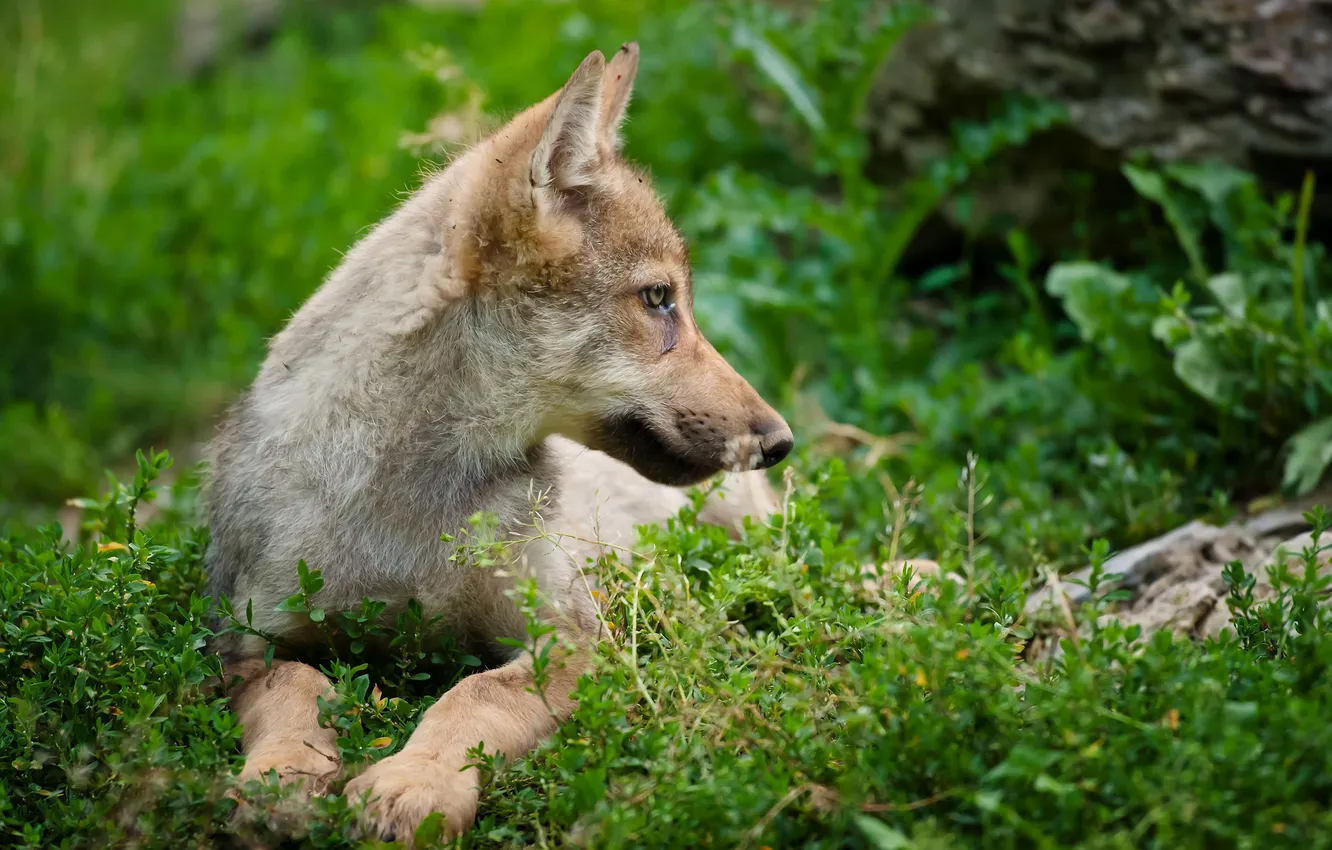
641,282,673,312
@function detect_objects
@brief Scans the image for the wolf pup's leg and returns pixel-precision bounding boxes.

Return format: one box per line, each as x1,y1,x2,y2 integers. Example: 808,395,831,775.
345,641,590,840
226,658,342,795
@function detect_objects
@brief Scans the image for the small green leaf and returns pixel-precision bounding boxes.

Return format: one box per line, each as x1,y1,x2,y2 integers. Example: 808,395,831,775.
413,811,445,849
1150,313,1189,346
1163,161,1253,210
854,814,913,849
1205,272,1248,318
1282,416,1332,495
1172,338,1235,407
296,560,325,595
275,594,307,614
1034,773,1076,796
918,263,967,292
1224,701,1259,721
1124,162,1208,283
1045,262,1131,341
731,21,826,138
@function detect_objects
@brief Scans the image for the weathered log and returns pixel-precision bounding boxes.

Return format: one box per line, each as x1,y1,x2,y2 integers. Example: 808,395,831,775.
867,0,1332,253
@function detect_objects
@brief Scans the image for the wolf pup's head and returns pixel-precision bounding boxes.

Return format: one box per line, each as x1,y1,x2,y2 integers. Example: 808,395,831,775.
453,44,792,487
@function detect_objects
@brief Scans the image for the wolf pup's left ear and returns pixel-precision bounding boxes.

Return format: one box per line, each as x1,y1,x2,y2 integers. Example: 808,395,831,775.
530,50,606,194
598,42,639,155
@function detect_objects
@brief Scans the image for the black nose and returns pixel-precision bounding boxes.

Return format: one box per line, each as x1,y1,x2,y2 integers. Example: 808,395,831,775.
753,418,794,469
760,434,793,468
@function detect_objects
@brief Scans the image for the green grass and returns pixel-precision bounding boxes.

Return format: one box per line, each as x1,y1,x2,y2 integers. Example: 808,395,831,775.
3,0,1332,846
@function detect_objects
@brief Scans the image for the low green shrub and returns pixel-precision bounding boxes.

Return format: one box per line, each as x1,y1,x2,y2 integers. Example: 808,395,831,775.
3,457,1331,848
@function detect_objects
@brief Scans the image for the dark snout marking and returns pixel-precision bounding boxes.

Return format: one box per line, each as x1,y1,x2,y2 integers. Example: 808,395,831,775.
590,411,719,486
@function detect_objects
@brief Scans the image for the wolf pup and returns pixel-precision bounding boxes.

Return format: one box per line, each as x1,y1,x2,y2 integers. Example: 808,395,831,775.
204,43,793,839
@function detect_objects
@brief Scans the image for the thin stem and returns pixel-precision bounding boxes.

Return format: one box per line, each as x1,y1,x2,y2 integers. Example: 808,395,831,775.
1292,170,1316,351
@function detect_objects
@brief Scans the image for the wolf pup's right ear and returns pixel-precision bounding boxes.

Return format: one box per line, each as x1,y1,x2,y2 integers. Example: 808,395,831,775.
598,42,639,155
530,50,606,197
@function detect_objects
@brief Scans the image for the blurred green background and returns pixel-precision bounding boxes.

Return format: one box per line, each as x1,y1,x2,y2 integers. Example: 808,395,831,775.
2,0,1329,569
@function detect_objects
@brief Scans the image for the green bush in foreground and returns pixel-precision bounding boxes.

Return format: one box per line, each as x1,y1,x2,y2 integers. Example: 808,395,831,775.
2,453,1330,848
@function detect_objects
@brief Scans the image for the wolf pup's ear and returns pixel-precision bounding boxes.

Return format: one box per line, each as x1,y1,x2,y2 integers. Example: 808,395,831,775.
598,42,639,155
530,50,606,195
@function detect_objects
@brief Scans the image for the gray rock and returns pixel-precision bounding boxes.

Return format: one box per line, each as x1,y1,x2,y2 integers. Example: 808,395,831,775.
1242,505,1316,539
1023,520,1245,615
1025,492,1332,651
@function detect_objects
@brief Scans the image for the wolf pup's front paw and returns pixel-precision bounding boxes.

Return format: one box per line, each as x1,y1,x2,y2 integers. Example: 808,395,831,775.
235,739,342,797
226,740,341,837
344,752,480,841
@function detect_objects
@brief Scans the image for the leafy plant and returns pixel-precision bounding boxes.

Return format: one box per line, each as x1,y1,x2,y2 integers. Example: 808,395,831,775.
687,0,1066,394
1046,162,1331,496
